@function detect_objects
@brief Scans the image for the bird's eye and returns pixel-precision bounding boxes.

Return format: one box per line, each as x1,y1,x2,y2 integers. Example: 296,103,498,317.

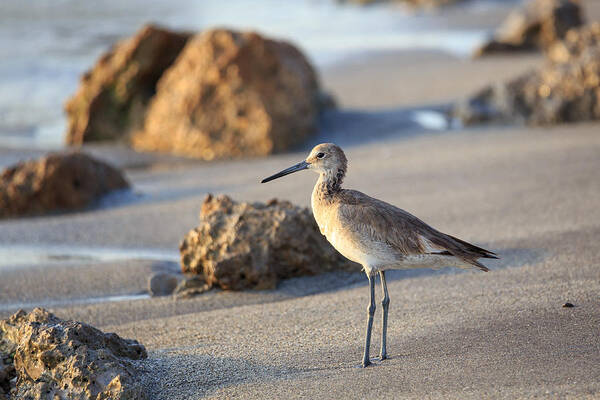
316,152,325,159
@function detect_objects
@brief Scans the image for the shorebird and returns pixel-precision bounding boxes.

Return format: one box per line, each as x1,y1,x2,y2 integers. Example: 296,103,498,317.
261,143,497,367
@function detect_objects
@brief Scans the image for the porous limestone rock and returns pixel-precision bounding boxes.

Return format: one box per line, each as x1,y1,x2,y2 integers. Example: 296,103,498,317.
474,0,583,57
132,29,323,160
546,21,600,63
0,356,14,399
65,24,191,144
0,152,129,218
0,308,147,400
456,23,600,125
179,194,357,290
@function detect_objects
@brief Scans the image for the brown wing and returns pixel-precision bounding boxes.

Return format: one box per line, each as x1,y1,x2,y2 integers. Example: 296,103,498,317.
336,190,427,256
336,189,497,269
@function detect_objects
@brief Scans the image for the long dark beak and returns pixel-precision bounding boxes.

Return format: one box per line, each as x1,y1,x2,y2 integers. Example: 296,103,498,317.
261,160,309,183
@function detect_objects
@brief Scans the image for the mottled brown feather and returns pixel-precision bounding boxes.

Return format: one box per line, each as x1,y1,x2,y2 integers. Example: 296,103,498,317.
333,189,496,271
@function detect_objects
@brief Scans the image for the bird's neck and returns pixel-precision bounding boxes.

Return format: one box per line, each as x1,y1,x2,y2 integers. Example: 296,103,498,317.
313,169,345,200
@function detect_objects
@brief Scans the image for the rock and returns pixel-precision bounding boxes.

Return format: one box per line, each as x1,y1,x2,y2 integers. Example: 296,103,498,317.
132,29,323,160
0,308,147,400
562,302,575,308
173,276,211,299
179,194,358,291
474,0,583,57
0,357,15,397
546,22,600,63
0,152,129,218
65,24,191,145
456,23,600,125
148,272,179,296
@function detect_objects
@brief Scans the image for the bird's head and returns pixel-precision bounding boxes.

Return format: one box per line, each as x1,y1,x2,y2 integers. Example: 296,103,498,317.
261,143,347,183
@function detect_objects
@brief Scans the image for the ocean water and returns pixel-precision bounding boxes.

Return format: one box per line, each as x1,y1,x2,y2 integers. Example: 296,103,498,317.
0,0,512,149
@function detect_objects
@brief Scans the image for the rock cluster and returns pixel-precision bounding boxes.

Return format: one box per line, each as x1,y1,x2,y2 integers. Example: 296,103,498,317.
0,308,147,400
455,23,600,125
474,0,583,57
65,26,327,160
0,152,129,218
65,24,191,144
179,194,357,291
132,29,322,160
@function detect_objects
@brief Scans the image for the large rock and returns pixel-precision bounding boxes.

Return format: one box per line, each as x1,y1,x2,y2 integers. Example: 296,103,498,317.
132,29,323,160
0,152,129,218
65,24,191,145
456,23,600,125
179,194,357,291
0,308,147,400
474,0,583,57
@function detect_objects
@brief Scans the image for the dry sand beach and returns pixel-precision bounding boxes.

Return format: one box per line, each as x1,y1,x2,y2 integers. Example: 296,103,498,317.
1,1,600,399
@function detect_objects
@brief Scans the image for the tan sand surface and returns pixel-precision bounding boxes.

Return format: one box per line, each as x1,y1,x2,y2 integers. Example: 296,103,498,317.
118,125,599,399
2,122,599,398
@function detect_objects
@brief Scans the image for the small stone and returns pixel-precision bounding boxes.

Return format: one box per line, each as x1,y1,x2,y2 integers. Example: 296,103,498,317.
173,276,210,299
148,272,180,297
562,302,575,308
173,286,211,300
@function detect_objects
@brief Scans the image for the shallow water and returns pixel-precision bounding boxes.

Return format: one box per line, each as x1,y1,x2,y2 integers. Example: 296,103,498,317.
0,293,151,313
0,0,515,149
0,243,178,270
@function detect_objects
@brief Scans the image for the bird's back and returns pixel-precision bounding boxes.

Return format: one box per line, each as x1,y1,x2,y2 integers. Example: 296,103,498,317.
313,188,496,273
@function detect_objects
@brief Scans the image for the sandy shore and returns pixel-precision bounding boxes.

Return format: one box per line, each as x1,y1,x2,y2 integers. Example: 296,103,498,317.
2,22,600,399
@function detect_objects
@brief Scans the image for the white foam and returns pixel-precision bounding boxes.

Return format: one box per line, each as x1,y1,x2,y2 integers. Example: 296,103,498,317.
411,110,449,131
0,244,179,270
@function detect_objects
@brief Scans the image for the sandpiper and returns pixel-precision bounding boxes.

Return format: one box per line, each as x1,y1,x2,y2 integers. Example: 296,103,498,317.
261,143,497,367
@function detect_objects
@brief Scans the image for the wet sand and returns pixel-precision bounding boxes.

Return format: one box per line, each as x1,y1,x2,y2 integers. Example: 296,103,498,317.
2,33,600,400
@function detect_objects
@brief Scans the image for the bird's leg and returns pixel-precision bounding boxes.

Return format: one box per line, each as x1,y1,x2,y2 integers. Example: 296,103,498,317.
362,273,376,367
379,271,390,361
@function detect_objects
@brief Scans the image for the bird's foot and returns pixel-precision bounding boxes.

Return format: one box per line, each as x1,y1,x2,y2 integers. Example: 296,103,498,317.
356,358,380,368
379,353,388,361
